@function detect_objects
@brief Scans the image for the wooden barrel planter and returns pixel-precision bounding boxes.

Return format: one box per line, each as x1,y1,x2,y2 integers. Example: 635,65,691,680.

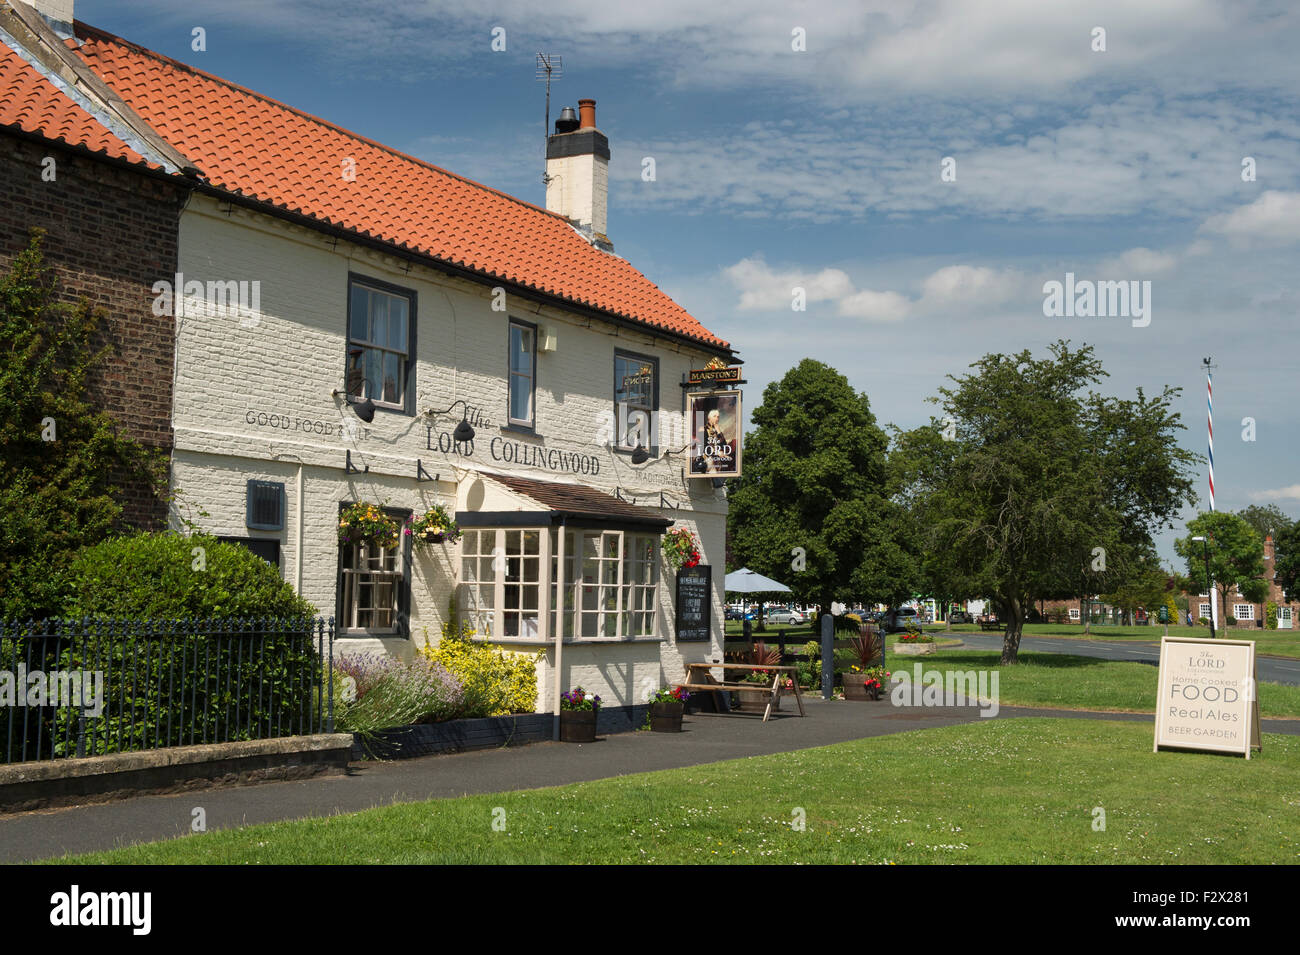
843,676,872,701
650,701,684,732
735,689,781,713
559,710,597,742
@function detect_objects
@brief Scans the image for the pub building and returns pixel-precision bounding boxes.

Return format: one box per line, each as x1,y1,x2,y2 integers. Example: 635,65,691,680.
1,12,745,716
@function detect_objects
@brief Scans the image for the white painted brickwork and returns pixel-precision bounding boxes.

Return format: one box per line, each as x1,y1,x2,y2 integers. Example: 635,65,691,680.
169,196,730,709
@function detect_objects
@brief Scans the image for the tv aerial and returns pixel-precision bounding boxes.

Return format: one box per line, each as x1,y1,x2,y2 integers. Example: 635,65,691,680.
536,53,563,185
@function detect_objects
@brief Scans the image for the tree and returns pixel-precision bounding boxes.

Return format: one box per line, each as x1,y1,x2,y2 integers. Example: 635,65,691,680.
1275,520,1300,602
728,360,916,613
1099,547,1169,624
0,231,166,620
1174,512,1268,626
897,341,1198,663
1234,504,1293,543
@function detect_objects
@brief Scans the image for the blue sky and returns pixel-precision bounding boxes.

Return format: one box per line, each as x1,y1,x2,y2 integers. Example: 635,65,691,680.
77,0,1300,568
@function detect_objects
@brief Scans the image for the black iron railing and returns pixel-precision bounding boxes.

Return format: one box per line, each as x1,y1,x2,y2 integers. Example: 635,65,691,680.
0,616,334,764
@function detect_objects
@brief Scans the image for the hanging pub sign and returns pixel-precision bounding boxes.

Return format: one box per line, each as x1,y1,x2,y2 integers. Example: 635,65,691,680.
687,365,742,385
1154,636,1261,759
687,390,742,478
675,564,712,642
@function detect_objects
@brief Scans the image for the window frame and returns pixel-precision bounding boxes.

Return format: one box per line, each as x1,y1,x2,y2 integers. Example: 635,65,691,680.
336,504,412,637
613,349,659,457
1232,603,1254,621
345,273,418,418
459,524,660,643
506,318,538,432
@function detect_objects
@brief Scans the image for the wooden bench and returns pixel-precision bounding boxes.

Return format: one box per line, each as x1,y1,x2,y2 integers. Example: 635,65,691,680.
978,620,1005,632
680,663,807,722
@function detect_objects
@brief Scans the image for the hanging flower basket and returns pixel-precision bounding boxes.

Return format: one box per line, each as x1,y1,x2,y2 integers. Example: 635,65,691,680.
406,503,460,546
661,527,701,573
338,502,400,548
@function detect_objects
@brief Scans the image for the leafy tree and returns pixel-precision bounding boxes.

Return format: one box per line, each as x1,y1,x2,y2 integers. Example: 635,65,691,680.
897,341,1198,663
728,359,917,614
1234,504,1293,543
1275,520,1300,603
1099,548,1169,624
0,231,166,620
1174,512,1268,626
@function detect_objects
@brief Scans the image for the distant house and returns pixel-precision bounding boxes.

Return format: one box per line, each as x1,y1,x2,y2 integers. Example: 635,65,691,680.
2,0,742,713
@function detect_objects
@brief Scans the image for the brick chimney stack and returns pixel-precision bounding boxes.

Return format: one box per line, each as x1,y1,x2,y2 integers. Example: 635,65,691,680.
18,0,73,32
545,97,611,250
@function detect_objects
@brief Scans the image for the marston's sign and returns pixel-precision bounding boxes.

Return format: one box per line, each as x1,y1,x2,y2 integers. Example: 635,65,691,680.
1154,636,1261,758
687,366,742,385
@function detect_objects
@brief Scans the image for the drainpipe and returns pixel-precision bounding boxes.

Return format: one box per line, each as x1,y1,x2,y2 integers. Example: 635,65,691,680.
552,518,567,740
295,464,305,593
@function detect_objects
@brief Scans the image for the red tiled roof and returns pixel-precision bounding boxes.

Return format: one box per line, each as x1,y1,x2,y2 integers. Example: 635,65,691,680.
67,24,730,351
490,473,671,527
0,40,151,167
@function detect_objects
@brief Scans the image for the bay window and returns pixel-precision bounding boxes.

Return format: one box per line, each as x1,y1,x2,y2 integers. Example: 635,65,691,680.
461,525,659,641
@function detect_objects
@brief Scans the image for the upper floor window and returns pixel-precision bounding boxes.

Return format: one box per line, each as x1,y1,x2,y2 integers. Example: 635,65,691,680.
508,320,536,428
614,351,658,455
348,276,415,412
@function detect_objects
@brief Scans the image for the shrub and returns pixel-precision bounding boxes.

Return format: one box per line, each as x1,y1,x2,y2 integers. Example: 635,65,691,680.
420,626,539,718
14,533,323,758
334,653,463,733
60,532,315,619
1266,602,1278,630
0,232,168,622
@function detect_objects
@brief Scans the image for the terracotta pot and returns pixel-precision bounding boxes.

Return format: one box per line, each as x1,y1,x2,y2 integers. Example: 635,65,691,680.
559,709,597,742
649,700,684,732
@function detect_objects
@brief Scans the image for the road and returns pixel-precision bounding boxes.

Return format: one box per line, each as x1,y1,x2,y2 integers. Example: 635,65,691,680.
950,632,1300,686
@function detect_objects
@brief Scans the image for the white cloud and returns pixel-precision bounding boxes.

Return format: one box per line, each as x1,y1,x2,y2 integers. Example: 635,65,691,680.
837,289,911,322
1251,484,1300,502
919,265,1026,306
723,257,853,311
1093,247,1180,278
1200,191,1300,245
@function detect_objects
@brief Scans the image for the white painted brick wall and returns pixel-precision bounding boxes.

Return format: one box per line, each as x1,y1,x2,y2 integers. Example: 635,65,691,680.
170,195,731,710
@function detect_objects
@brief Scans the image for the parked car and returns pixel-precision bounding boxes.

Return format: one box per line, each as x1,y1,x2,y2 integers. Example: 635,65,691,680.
949,610,973,624
882,607,922,633
766,607,806,625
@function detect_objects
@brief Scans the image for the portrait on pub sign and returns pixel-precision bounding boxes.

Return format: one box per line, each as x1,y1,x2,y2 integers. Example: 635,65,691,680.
687,390,742,478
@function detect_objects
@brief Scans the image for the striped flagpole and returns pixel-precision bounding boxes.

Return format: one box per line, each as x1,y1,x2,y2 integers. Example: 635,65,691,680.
1205,359,1218,631
1206,367,1214,512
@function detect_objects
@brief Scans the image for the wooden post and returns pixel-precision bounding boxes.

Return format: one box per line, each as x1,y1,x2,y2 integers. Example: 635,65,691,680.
820,612,833,700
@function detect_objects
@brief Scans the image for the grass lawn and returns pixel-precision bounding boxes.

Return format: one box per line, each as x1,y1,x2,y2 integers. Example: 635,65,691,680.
949,622,1300,659
50,719,1300,864
889,650,1300,718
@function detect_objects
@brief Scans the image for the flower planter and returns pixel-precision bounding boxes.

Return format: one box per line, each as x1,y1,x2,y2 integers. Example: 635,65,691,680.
735,688,780,713
417,530,447,544
559,710,597,742
843,677,875,700
649,700,684,732
894,642,936,656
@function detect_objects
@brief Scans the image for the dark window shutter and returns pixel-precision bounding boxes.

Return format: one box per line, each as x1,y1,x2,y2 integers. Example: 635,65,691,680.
246,480,285,530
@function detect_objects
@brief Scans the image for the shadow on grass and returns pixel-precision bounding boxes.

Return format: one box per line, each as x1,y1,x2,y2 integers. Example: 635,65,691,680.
914,651,1123,670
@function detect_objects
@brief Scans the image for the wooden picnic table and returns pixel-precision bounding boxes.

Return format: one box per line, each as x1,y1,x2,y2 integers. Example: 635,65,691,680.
680,663,806,722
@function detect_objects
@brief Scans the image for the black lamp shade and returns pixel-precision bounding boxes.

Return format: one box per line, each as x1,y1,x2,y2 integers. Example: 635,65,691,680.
631,445,650,465
354,397,376,423
453,418,476,443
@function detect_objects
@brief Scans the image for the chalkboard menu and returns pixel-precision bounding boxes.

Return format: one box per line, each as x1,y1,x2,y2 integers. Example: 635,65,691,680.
675,565,711,642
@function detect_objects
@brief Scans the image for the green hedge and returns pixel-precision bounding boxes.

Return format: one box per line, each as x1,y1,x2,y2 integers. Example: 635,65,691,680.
2,533,324,760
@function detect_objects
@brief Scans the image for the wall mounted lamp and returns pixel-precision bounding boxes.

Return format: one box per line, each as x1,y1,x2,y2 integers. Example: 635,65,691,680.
424,399,476,442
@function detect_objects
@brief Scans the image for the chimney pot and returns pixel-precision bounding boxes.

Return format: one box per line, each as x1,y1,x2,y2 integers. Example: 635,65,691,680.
578,98,597,130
